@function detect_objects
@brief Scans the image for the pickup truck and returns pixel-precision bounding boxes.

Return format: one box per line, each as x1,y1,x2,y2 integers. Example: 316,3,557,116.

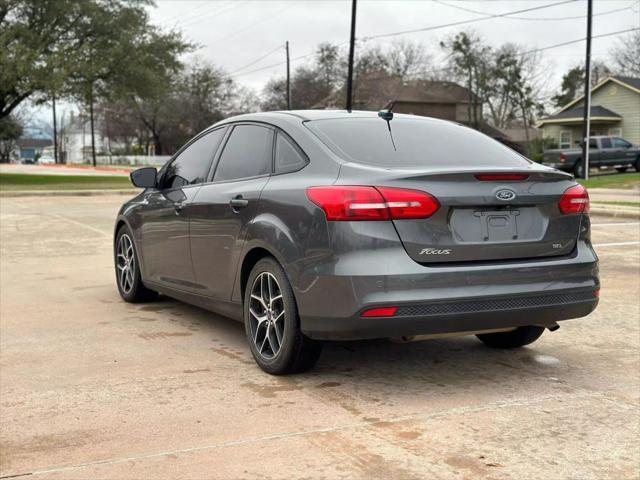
543,136,640,176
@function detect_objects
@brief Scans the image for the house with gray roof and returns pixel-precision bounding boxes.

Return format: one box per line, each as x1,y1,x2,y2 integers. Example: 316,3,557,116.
537,76,640,148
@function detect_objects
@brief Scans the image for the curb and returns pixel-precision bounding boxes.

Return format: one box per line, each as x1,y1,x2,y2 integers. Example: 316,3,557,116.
0,189,138,198
590,206,640,220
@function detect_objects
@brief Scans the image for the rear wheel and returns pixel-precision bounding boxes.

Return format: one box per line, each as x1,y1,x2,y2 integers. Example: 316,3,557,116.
573,161,584,178
114,226,157,303
244,257,322,375
476,326,545,349
616,167,628,173
635,156,640,172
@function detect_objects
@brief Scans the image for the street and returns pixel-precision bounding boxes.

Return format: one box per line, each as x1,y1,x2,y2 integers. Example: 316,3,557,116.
0,194,638,479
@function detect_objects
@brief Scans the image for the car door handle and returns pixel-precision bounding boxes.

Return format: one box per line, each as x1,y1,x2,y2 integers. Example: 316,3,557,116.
229,196,249,210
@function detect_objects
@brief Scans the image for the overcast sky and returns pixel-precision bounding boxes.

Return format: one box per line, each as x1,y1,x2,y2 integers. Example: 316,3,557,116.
149,0,640,92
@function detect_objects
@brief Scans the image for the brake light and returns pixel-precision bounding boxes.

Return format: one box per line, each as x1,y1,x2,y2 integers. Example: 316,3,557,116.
559,184,589,214
475,173,529,181
306,186,439,221
361,307,398,318
559,153,566,163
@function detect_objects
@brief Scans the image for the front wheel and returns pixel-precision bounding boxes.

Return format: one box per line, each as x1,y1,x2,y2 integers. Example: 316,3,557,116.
635,157,640,172
616,167,628,173
476,325,545,349
114,226,157,303
244,257,322,375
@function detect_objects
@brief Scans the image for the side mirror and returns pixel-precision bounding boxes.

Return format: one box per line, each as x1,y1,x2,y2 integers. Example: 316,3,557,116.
130,167,157,188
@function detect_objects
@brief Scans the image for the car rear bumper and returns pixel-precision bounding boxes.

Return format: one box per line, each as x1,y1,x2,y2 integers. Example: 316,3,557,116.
294,225,599,340
301,289,598,340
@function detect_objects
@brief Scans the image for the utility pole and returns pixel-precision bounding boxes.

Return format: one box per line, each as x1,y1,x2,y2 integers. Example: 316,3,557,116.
580,0,593,180
52,94,58,164
89,85,96,167
345,0,357,112
286,41,291,110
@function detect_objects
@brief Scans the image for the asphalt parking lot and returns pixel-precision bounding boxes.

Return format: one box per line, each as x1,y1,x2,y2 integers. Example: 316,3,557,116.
1,194,638,479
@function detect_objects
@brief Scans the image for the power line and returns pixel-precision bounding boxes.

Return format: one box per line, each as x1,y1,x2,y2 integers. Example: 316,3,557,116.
228,44,284,75
362,0,579,40
519,27,639,54
434,0,639,21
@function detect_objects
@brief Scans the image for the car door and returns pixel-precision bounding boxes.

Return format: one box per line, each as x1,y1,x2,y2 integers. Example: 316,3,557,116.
138,127,227,291
598,137,617,166
612,137,635,164
189,123,274,300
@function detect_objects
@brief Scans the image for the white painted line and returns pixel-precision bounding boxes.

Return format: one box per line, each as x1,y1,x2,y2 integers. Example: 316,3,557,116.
591,222,640,227
50,213,110,237
9,390,625,478
594,241,640,247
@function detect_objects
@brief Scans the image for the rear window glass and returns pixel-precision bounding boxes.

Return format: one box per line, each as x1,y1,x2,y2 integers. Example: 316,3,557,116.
306,117,530,168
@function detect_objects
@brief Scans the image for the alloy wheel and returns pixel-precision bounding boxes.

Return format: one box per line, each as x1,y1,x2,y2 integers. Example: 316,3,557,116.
248,272,285,359
116,233,136,294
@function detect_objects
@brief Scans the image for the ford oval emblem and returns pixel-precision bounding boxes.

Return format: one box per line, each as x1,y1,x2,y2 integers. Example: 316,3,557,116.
495,189,516,201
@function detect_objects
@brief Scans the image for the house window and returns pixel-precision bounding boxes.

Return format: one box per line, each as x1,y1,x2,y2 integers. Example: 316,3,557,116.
608,128,622,137
559,131,572,149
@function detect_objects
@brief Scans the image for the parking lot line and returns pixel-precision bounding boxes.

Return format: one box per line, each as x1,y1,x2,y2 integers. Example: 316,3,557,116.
13,390,619,479
591,222,640,227
593,241,640,247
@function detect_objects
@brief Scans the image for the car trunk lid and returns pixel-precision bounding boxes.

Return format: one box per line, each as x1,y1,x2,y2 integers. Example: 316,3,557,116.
336,164,583,264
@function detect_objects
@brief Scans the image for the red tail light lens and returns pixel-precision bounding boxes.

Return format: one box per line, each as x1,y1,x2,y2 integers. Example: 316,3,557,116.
306,186,439,221
559,153,566,163
559,184,589,214
376,187,440,219
475,173,530,181
361,307,398,318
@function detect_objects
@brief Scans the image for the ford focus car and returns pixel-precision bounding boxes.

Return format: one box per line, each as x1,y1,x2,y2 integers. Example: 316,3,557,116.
113,110,599,374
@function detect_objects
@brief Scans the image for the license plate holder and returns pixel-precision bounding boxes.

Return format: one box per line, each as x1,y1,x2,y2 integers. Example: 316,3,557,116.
473,210,520,241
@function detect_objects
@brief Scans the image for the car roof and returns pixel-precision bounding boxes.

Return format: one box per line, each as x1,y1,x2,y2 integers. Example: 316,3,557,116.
216,109,448,124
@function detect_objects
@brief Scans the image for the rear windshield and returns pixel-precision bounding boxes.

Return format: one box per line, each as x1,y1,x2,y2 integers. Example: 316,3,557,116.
306,117,530,168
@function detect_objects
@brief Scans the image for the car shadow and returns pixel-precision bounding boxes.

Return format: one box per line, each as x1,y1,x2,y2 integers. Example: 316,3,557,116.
134,295,571,392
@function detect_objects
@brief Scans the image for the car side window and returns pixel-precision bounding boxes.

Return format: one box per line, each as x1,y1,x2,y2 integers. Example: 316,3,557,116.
275,131,308,174
589,139,597,149
214,125,273,182
613,138,630,148
600,138,612,149
161,128,226,190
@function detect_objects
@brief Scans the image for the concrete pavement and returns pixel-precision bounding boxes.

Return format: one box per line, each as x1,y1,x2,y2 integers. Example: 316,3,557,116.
0,194,638,479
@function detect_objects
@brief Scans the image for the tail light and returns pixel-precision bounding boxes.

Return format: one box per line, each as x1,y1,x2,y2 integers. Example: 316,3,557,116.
559,184,589,214
559,153,566,163
475,173,529,181
306,186,439,221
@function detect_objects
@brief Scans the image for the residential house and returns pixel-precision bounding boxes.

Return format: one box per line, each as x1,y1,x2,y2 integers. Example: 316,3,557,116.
537,76,640,148
315,76,530,152
15,128,53,162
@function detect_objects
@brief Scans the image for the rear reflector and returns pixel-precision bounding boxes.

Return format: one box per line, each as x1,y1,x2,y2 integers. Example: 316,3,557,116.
361,307,398,318
475,173,530,181
306,186,439,221
594,289,600,298
559,184,590,214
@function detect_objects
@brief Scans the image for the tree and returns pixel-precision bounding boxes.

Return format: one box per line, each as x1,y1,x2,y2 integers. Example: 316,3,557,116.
551,61,613,109
441,32,492,128
0,115,23,162
610,30,640,77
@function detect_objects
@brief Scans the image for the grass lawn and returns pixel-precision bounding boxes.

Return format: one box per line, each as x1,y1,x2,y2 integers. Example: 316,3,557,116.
0,173,133,191
578,173,640,189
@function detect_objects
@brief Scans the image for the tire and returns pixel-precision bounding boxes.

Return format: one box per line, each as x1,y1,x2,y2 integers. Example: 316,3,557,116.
243,257,322,375
573,161,584,178
635,156,640,172
476,325,545,349
616,167,628,173
114,225,157,303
